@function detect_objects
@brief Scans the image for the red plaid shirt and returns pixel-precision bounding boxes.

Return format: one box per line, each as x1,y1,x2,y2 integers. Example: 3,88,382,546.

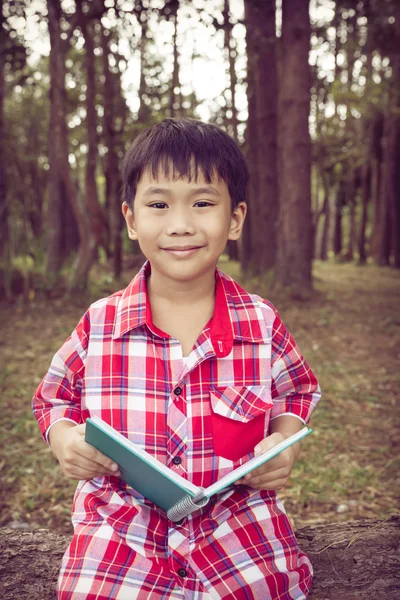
33,261,321,600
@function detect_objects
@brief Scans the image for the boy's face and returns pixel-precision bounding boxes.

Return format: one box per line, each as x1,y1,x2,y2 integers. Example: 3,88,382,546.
122,169,247,285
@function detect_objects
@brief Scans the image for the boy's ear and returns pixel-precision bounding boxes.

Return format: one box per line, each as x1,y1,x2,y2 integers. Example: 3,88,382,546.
122,202,138,240
228,201,247,241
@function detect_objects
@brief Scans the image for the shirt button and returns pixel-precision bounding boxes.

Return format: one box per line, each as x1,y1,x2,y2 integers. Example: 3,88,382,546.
174,386,182,395
177,568,187,578
172,456,181,465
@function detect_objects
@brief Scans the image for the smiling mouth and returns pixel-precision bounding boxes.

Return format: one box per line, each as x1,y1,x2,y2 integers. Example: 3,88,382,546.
161,246,204,257
162,246,203,251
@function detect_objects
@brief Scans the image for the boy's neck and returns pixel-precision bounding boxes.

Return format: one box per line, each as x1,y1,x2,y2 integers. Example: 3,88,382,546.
147,266,216,307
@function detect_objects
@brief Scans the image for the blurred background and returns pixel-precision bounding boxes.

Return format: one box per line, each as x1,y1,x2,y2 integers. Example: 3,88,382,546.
0,0,399,535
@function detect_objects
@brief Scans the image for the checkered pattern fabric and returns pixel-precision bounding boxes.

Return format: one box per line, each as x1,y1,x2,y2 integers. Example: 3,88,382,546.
33,261,321,599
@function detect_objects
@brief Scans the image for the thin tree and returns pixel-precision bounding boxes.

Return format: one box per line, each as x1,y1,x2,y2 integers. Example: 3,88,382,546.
274,0,312,292
373,0,400,268
136,1,151,123
100,14,125,278
242,0,278,274
76,1,108,253
222,0,238,143
160,0,181,117
0,0,8,296
47,0,96,292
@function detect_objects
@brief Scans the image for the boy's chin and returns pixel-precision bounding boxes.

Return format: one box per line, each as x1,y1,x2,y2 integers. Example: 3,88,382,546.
151,259,218,281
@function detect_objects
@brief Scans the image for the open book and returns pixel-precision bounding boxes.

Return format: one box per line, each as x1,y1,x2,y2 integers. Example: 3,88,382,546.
85,416,312,522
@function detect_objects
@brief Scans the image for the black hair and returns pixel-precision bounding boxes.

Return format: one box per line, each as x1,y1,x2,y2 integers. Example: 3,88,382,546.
121,118,249,210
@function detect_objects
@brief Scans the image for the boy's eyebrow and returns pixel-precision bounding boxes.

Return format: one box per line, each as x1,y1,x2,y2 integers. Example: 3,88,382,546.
142,186,221,197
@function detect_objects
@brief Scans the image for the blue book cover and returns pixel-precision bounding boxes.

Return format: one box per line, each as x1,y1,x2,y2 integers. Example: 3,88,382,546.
85,416,312,521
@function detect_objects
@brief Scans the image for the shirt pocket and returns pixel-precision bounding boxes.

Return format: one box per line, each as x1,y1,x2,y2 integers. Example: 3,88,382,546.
209,385,273,461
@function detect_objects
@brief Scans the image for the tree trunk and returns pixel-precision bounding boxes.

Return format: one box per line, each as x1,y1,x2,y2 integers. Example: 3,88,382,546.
101,20,124,279
370,111,384,259
358,161,370,265
274,0,312,292
374,112,393,266
312,166,322,260
358,17,373,265
373,5,400,267
0,0,11,298
47,0,97,294
388,11,400,268
46,0,69,282
223,0,239,262
343,170,356,261
226,239,239,261
332,180,344,257
223,0,238,143
315,196,327,261
169,0,181,117
391,114,400,268
242,0,278,274
0,516,399,599
137,4,150,123
77,2,107,253
319,172,331,260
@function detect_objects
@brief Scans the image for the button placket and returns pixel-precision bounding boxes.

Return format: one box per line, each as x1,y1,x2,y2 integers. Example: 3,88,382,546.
167,381,187,474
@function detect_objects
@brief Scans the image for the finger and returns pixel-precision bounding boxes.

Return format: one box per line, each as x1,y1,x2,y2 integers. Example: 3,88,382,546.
238,467,289,489
247,476,288,491
64,453,119,476
235,466,289,486
236,459,285,483
64,465,120,481
71,423,119,472
76,440,119,474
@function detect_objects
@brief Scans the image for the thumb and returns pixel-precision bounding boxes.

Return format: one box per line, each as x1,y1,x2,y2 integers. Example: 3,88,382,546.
254,432,284,456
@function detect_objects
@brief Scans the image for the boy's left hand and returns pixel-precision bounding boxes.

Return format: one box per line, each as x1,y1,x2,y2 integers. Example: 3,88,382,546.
234,432,298,491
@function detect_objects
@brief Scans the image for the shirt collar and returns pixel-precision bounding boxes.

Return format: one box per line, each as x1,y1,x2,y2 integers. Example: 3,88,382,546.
112,261,269,356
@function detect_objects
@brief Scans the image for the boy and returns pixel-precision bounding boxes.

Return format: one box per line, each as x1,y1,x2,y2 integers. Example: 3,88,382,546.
33,118,321,599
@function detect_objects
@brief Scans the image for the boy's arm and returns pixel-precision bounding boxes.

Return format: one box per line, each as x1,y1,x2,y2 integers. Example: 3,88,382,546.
235,308,321,491
32,312,90,442
33,311,120,480
268,307,321,424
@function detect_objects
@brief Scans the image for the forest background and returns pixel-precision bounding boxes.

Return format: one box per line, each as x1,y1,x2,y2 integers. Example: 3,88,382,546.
0,0,399,535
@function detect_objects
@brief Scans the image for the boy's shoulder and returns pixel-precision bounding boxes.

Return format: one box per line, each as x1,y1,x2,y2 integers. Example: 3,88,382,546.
216,268,278,322
89,287,126,311
86,282,134,323
88,264,146,315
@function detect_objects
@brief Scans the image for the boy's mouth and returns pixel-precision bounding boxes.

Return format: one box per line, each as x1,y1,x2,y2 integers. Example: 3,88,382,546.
162,245,204,257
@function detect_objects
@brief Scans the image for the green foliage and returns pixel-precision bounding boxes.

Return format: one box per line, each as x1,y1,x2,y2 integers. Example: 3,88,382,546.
3,58,49,272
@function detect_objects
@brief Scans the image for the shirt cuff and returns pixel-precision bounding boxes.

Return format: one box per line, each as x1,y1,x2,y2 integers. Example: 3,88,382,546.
269,412,306,424
45,418,79,445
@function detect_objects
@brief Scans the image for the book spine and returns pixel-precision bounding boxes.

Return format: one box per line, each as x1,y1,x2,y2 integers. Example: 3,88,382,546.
167,494,209,522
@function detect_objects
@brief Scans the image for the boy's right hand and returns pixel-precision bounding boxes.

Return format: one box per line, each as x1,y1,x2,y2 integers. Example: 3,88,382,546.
49,421,120,480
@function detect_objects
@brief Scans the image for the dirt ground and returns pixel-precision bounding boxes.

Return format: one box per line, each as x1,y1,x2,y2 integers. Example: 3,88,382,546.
0,259,399,535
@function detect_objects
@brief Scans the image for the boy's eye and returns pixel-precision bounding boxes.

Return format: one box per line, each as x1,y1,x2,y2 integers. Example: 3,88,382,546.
194,201,213,207
149,202,168,209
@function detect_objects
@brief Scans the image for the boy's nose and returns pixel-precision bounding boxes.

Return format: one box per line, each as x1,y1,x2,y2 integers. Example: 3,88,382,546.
166,209,196,236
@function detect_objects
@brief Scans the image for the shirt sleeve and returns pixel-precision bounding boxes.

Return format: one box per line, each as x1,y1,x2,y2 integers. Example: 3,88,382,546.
269,308,321,423
32,310,90,443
